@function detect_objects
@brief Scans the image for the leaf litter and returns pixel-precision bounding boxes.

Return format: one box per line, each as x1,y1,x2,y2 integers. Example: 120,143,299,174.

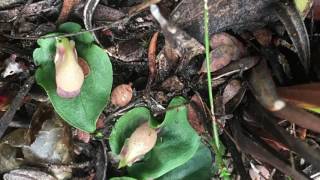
0,0,320,179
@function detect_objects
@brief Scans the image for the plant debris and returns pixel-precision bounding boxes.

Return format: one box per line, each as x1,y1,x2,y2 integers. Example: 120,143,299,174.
1,0,320,179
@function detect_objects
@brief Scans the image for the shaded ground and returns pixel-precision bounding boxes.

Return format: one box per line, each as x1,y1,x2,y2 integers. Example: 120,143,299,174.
0,0,320,179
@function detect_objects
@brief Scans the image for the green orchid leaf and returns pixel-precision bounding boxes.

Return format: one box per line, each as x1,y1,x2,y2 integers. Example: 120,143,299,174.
33,22,112,132
33,33,60,65
109,107,153,154
58,22,94,44
58,22,81,33
109,97,201,179
157,143,213,180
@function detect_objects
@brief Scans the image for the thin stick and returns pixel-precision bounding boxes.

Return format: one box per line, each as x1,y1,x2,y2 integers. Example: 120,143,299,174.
128,0,161,16
0,76,35,138
3,0,160,41
2,16,132,40
203,0,219,149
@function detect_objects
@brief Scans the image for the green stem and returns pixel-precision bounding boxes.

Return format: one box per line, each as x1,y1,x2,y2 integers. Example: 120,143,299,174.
203,0,220,149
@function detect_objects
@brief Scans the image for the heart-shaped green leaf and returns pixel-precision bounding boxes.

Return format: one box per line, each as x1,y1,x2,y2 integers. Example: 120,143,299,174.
109,97,201,179
32,33,60,66
33,22,113,133
58,22,94,44
158,143,213,180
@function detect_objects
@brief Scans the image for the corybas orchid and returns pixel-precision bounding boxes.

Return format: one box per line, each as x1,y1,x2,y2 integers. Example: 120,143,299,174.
54,38,84,98
119,122,157,168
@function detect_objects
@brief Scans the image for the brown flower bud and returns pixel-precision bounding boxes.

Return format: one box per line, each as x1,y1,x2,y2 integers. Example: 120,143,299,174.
111,84,133,107
119,122,157,168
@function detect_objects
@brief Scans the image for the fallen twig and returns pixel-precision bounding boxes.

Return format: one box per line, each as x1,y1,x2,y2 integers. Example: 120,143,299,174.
247,100,320,171
221,133,250,179
0,76,35,138
273,0,310,73
0,1,57,23
230,115,309,180
83,0,100,45
95,140,108,180
128,0,161,16
2,13,133,41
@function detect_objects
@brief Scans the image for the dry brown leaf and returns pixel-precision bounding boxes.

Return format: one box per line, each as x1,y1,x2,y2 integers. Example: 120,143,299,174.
223,79,241,105
147,32,159,88
57,0,81,23
210,32,245,59
277,83,320,109
261,137,289,152
78,57,90,77
187,94,207,135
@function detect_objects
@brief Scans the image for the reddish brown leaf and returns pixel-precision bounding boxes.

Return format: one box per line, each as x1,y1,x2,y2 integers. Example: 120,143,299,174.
297,127,307,141
75,129,91,143
128,0,161,16
275,104,320,133
308,0,320,20
78,57,90,77
245,124,289,152
0,95,10,111
253,28,272,47
96,114,106,129
187,94,207,135
200,45,233,73
147,32,159,88
261,137,289,152
223,79,241,105
56,0,81,23
277,83,320,109
210,32,245,59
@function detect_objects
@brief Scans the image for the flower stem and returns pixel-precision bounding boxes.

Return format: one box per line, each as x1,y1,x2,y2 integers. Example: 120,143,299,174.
203,0,220,149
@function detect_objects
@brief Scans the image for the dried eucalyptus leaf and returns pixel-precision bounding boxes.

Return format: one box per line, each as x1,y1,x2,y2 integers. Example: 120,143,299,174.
170,0,277,41
3,169,56,180
274,1,310,73
0,143,22,173
1,128,31,147
22,106,73,164
223,80,241,105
